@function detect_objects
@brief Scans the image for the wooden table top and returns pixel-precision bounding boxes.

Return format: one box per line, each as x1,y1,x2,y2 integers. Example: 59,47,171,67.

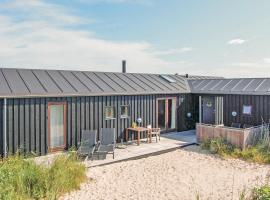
126,127,150,131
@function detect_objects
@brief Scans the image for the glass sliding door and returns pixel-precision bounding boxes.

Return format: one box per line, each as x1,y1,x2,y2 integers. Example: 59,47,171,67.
48,102,67,152
168,99,176,129
157,98,177,131
158,99,166,130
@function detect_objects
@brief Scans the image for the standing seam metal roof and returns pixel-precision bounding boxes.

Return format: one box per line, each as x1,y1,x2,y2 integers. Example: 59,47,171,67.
0,68,190,98
189,78,270,95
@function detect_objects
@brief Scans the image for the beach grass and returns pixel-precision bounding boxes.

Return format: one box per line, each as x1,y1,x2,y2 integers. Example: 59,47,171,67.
0,152,86,200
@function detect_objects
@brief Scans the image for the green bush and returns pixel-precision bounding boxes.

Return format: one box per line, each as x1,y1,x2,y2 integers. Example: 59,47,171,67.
252,185,270,200
201,138,234,157
201,138,270,164
0,153,86,200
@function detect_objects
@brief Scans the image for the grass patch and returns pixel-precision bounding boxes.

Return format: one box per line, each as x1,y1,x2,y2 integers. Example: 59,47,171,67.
0,152,86,200
201,138,270,164
252,185,270,200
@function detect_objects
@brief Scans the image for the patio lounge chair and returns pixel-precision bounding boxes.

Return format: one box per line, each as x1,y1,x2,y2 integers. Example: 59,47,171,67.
97,128,116,159
243,124,253,129
77,130,97,161
231,122,241,128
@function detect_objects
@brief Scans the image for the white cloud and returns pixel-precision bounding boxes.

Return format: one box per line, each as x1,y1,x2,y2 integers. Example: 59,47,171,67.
0,0,190,74
263,58,270,64
227,38,246,45
230,62,256,67
152,47,193,56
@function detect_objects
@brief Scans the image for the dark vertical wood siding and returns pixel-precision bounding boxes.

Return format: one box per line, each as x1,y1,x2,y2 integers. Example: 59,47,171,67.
0,100,3,155
2,93,191,156
195,94,270,127
223,94,270,126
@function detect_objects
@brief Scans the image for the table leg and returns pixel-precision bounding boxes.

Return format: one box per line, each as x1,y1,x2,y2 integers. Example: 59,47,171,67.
137,130,140,145
149,131,152,143
125,129,128,142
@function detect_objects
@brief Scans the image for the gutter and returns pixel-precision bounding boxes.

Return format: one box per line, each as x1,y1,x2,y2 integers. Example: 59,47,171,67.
3,98,7,157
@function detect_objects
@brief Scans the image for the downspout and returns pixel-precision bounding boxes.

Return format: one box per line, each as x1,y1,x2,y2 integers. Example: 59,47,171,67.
3,98,7,157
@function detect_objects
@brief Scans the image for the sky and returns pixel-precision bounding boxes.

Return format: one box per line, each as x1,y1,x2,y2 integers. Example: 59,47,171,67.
0,0,270,77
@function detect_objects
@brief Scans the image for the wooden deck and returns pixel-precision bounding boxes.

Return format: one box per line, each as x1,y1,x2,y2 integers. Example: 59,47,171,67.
85,130,196,167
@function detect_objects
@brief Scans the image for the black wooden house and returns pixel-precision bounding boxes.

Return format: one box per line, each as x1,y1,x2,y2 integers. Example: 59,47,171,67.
0,68,194,156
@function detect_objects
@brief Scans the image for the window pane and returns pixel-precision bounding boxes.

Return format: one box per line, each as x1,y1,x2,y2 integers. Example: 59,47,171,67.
120,106,129,118
158,100,166,130
50,105,65,148
243,105,252,115
105,107,115,119
168,99,176,129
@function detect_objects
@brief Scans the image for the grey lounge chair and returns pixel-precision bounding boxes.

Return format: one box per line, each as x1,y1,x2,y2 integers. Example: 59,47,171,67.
231,122,241,128
97,128,116,159
77,130,97,160
243,124,253,129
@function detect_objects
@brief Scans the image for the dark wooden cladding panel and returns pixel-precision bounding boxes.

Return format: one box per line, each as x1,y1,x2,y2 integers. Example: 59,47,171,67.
35,98,40,155
67,98,72,147
7,99,13,154
71,97,76,147
24,98,30,153
198,94,270,127
40,98,46,155
0,100,3,155
30,99,35,152
13,99,19,153
19,99,25,152
2,93,191,156
76,97,81,145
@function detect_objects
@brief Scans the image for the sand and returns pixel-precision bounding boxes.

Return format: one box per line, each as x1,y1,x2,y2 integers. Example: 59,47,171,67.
60,146,270,200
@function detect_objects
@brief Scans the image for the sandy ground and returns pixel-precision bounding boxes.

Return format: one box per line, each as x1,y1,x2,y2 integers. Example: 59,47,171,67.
60,146,270,200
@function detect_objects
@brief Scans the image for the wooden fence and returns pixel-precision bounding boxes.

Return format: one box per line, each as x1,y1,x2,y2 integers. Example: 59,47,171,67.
196,123,265,149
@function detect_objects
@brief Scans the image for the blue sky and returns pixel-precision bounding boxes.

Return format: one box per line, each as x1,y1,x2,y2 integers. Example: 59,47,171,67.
0,0,270,77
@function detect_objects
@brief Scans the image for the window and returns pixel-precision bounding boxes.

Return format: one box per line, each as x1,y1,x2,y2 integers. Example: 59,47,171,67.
243,105,252,115
120,105,129,118
48,102,67,152
105,106,116,119
159,75,176,83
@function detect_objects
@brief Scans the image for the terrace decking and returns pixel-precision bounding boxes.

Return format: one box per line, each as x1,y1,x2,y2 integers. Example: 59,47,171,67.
86,130,196,167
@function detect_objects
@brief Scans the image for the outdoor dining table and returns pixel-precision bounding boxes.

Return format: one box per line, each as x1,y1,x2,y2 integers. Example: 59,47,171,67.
125,127,150,145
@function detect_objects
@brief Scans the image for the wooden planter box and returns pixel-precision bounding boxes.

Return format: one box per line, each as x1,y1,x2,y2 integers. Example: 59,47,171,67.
196,123,264,149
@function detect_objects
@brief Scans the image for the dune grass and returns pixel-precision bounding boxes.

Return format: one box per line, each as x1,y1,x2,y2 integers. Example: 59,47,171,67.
201,137,270,164
0,152,86,200
252,185,270,200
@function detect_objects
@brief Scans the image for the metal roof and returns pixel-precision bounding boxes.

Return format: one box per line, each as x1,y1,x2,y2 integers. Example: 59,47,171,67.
179,75,224,80
189,78,270,95
0,68,190,98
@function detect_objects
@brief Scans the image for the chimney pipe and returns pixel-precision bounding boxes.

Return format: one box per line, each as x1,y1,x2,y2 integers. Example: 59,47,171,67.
122,60,126,73
185,74,189,78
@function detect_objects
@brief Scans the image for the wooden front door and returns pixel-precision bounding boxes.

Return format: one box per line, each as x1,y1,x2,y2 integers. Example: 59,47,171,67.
48,102,67,152
157,98,177,131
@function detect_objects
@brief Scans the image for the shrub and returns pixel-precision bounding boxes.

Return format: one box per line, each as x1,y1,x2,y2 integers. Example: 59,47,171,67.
252,185,270,200
0,153,86,200
201,138,234,157
201,138,270,164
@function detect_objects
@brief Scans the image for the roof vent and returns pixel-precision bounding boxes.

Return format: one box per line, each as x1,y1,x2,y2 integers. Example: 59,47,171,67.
159,75,176,83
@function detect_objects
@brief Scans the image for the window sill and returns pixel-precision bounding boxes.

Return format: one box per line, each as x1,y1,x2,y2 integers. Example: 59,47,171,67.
120,116,130,119
105,118,116,120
